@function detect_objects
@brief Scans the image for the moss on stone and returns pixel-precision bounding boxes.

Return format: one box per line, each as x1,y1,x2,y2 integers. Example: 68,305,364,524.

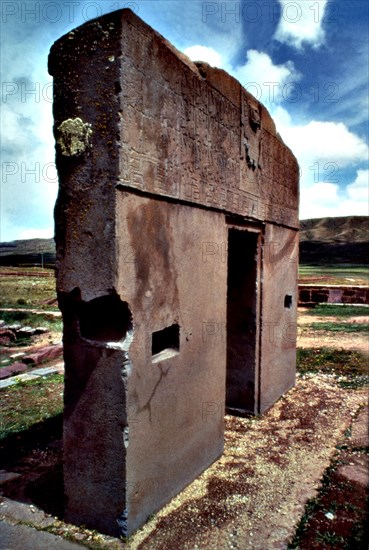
57,117,92,157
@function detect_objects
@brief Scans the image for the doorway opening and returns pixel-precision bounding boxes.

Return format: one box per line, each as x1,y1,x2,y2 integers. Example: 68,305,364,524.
226,228,259,415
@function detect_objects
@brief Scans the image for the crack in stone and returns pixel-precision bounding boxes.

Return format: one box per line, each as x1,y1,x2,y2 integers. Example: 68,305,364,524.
137,364,171,423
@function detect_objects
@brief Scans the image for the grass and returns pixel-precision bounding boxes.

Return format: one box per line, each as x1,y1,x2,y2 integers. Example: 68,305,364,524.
0,268,57,309
0,374,64,440
288,439,369,550
299,264,369,285
297,348,369,388
305,304,369,317
315,531,345,545
0,266,54,272
309,322,369,333
299,264,369,276
301,304,369,337
288,498,317,549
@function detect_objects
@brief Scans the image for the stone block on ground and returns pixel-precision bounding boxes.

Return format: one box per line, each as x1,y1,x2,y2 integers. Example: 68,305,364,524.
8,362,28,376
350,407,369,448
22,344,63,365
17,327,37,338
337,455,369,488
0,329,16,346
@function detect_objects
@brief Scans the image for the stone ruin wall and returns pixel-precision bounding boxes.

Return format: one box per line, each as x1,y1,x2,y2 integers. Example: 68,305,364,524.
49,9,299,538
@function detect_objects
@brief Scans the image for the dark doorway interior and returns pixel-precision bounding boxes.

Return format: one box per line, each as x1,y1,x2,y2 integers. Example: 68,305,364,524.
226,228,259,415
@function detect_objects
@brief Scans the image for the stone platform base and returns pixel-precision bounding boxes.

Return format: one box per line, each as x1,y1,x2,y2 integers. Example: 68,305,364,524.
298,285,369,306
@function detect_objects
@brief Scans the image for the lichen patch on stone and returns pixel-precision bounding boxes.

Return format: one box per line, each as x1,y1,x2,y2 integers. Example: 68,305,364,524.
57,117,92,157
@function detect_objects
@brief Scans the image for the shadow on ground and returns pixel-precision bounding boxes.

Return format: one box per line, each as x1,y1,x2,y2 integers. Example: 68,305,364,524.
0,415,64,518
0,388,368,550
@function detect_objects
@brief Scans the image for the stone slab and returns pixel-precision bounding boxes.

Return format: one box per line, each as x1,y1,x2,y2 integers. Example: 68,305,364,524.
337,455,369,487
0,472,21,484
0,519,85,550
31,365,64,377
0,366,63,389
22,344,63,365
0,374,40,389
0,499,56,529
350,407,369,448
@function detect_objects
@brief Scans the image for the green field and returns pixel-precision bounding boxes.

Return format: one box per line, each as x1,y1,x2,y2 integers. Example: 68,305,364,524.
0,268,57,309
0,375,64,440
299,264,369,285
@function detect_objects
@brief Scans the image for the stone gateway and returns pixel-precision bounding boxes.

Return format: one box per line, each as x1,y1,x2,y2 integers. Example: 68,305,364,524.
49,9,299,538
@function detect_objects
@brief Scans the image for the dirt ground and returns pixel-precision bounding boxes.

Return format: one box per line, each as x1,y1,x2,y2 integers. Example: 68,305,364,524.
0,308,368,549
297,309,369,355
1,376,367,549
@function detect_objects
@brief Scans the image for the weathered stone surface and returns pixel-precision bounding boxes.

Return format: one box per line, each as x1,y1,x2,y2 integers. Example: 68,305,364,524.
22,344,63,365
259,224,298,413
0,364,64,388
9,352,25,359
49,8,299,538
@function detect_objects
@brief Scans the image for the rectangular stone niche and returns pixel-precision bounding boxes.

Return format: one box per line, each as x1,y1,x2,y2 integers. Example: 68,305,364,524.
49,7,299,538
152,324,180,361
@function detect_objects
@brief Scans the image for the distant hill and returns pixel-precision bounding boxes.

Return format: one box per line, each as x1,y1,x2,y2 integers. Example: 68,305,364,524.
0,216,368,267
300,216,369,243
0,238,55,267
300,216,369,265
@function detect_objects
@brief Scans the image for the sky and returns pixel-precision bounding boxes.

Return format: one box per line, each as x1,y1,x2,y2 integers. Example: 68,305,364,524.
1,0,368,241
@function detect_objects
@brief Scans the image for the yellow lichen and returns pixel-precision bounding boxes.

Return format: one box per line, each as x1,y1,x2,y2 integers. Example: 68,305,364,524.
57,117,93,157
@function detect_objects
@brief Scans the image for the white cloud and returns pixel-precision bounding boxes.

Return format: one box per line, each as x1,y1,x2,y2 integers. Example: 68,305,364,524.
273,108,369,170
183,45,223,67
346,170,369,203
18,228,54,240
274,0,329,49
272,107,369,219
300,182,337,218
231,50,299,107
300,175,369,220
1,87,57,241
183,46,300,110
0,3,58,242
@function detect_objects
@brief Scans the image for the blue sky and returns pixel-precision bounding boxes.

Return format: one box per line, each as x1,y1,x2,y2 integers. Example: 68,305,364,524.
1,0,368,241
